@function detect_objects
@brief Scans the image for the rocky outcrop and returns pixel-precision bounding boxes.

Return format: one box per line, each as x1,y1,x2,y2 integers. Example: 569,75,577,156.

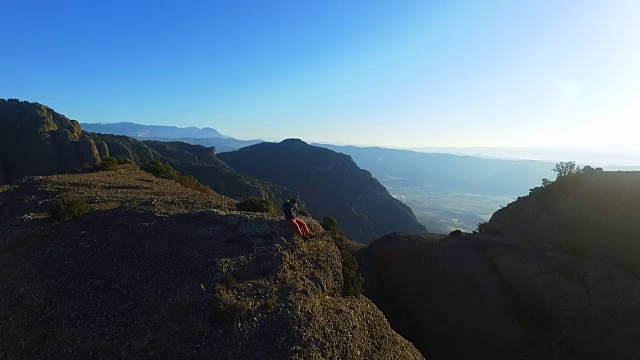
85,132,157,163
358,233,640,359
0,168,423,359
219,139,427,243
0,99,101,184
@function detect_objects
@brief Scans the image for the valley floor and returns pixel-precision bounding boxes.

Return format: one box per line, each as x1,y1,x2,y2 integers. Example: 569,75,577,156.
389,189,513,233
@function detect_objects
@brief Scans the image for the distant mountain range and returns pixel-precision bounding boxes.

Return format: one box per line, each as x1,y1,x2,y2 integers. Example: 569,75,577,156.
318,144,554,197
82,122,227,139
410,146,640,168
81,122,261,153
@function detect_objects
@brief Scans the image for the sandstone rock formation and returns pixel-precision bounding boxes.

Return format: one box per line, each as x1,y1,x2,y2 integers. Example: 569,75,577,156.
0,99,100,184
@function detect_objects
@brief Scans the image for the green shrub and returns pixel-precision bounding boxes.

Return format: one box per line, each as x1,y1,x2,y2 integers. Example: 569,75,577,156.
341,249,364,296
236,197,275,213
99,157,118,171
449,229,464,237
141,161,179,180
477,222,503,236
49,196,89,222
141,161,213,194
175,174,213,194
116,157,134,164
321,216,340,232
330,231,364,296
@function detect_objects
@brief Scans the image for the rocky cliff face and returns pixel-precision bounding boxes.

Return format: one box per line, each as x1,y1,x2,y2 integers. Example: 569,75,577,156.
219,139,427,243
0,99,101,184
358,233,640,360
0,167,423,359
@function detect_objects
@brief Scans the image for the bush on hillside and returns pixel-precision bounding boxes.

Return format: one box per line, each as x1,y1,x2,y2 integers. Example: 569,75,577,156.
117,157,134,164
141,161,180,180
141,161,214,194
328,223,364,297
236,197,276,213
449,229,464,238
49,196,89,222
553,161,581,178
99,157,118,171
175,174,214,194
321,216,340,233
341,248,364,297
476,222,503,236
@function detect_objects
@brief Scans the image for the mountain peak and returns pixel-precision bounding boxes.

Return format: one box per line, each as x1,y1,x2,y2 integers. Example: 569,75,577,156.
279,138,308,145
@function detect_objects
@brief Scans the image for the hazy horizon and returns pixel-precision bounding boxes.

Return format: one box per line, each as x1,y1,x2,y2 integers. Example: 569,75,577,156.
2,0,639,152
76,119,639,167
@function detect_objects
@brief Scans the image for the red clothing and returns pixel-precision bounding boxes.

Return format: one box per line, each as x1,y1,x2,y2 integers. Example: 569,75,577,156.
288,218,311,238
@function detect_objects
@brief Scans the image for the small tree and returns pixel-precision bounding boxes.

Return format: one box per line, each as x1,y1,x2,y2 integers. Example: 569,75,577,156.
541,178,553,187
49,196,89,222
340,249,364,296
236,197,276,213
553,161,581,178
449,229,464,238
99,157,118,171
116,157,134,164
141,161,179,180
321,216,340,233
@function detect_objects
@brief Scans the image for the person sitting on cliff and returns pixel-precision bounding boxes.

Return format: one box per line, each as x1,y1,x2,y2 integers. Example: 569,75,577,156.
283,198,314,240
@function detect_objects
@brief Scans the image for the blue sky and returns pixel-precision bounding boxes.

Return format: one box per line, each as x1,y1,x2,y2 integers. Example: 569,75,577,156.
1,0,639,151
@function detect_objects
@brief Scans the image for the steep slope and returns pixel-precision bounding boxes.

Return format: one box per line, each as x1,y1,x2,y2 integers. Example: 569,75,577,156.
219,139,427,243
490,170,640,276
0,167,423,359
358,233,640,360
0,99,101,184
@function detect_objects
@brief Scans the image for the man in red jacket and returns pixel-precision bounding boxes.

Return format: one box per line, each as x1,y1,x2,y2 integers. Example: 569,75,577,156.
282,198,314,240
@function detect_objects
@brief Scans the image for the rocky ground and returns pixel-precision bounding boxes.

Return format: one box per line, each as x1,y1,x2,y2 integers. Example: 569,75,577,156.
0,166,423,359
